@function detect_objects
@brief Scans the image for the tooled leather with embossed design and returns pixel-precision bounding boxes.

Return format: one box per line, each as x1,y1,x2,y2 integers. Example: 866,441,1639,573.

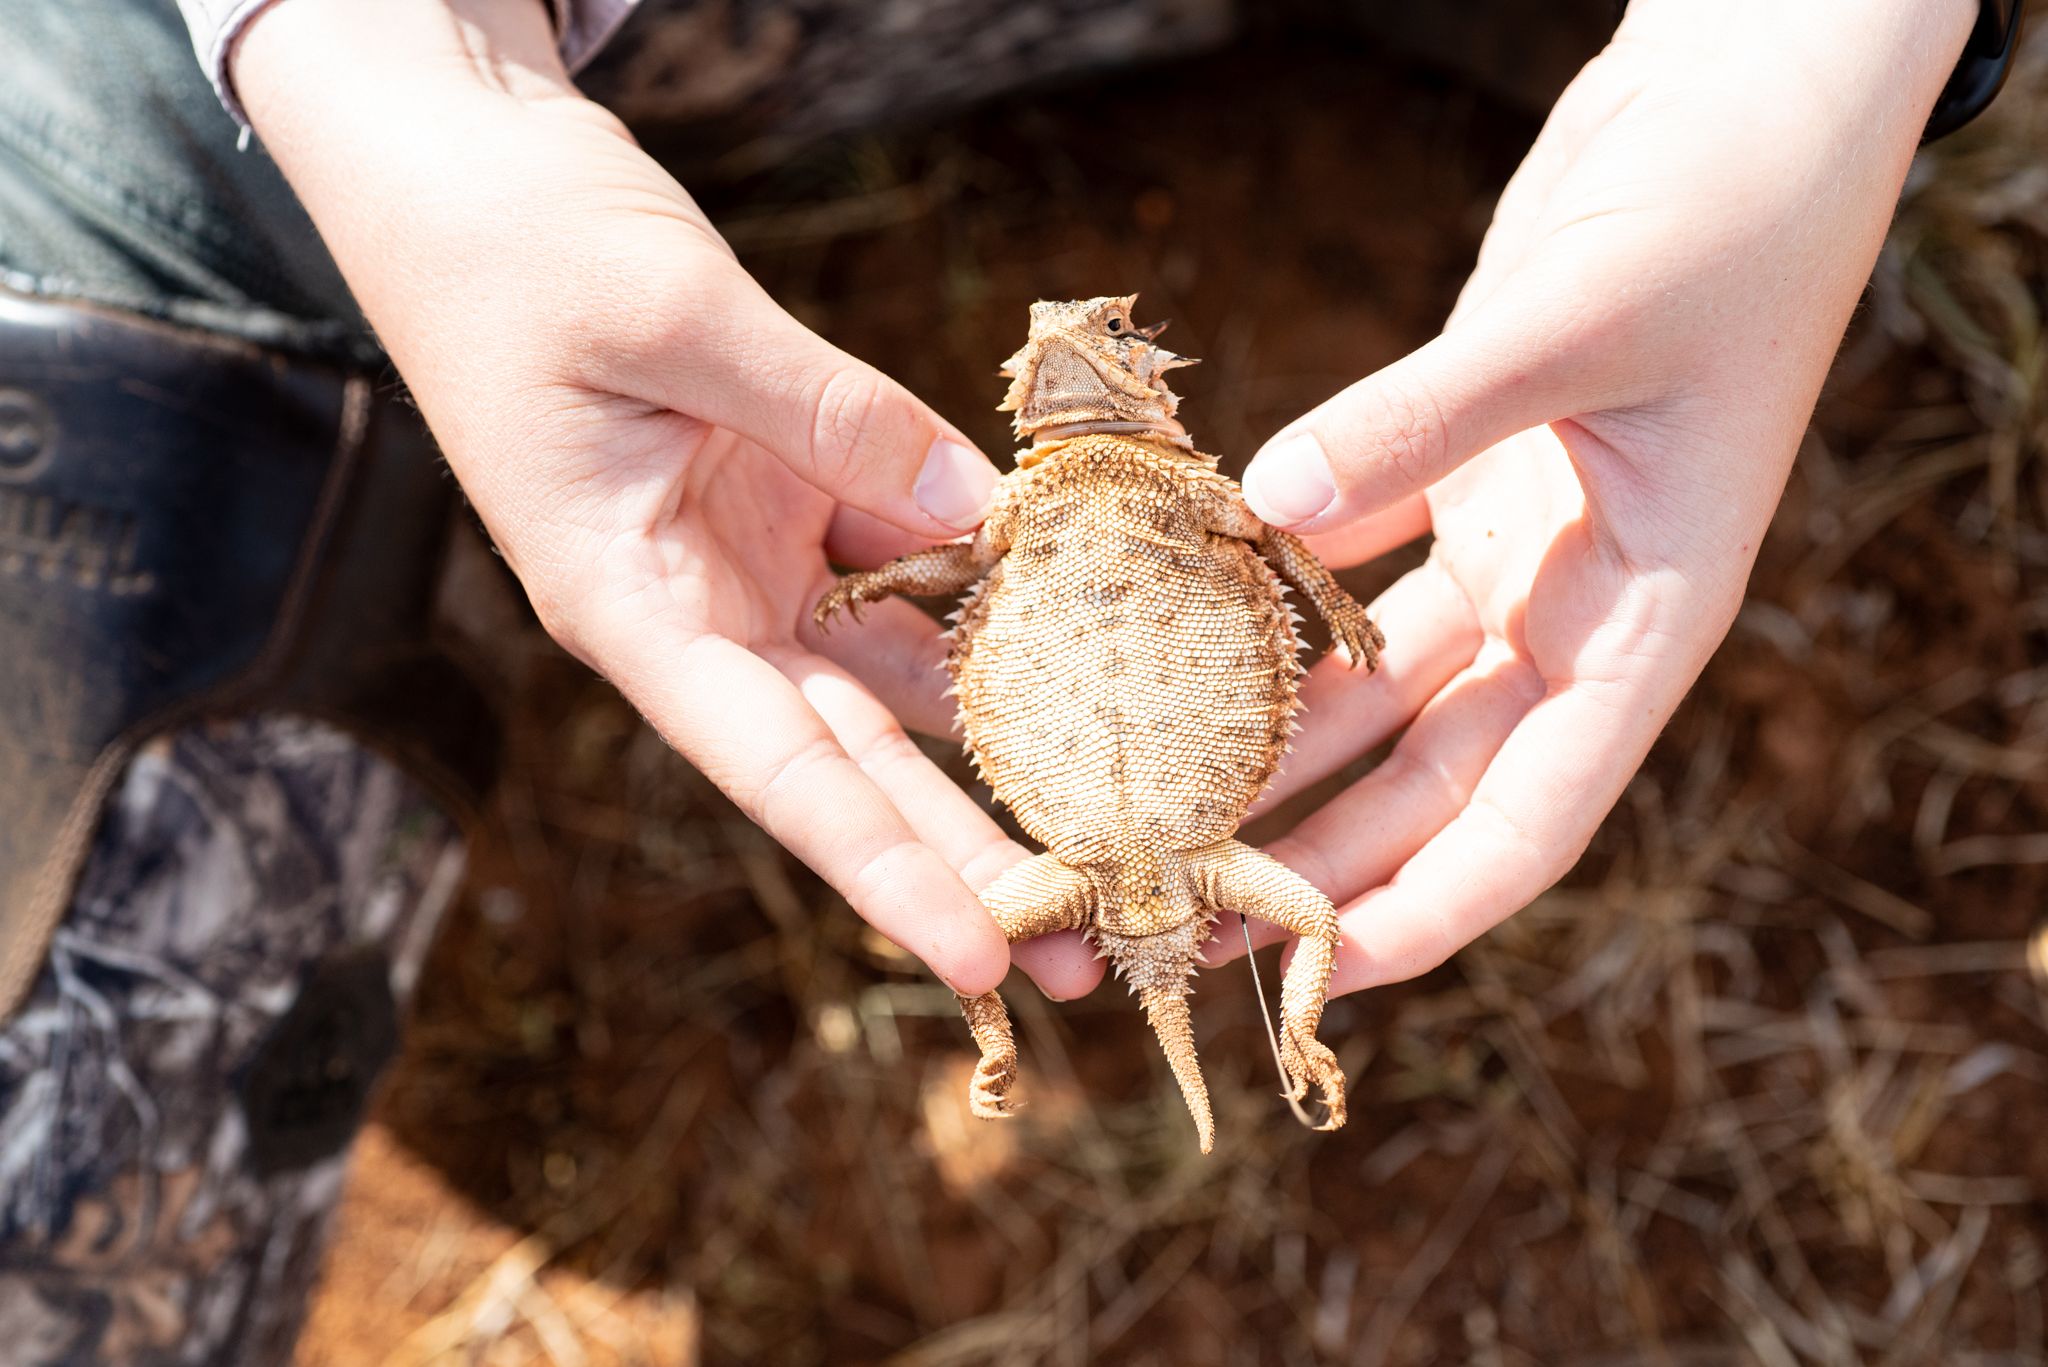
0,290,494,1014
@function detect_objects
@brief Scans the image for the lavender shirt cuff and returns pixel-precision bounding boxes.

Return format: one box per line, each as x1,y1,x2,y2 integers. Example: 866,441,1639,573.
175,0,641,130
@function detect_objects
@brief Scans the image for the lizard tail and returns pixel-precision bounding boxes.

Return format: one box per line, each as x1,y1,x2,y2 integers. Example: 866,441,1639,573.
1139,981,1214,1154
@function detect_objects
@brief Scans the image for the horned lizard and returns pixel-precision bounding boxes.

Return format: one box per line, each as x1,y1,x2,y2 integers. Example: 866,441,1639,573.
814,296,1382,1152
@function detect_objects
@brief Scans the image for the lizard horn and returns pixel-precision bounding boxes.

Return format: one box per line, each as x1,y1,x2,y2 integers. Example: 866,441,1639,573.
1139,982,1214,1154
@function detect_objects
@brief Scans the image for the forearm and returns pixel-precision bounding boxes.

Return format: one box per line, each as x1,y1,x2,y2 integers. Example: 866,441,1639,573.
181,0,635,126
1542,0,1981,437
234,0,611,339
229,0,720,525
1617,0,1977,152
239,0,997,563
236,0,584,145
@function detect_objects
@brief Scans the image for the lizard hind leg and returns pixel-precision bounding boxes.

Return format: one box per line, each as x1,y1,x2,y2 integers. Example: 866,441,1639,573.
955,853,1095,1120
1188,840,1348,1132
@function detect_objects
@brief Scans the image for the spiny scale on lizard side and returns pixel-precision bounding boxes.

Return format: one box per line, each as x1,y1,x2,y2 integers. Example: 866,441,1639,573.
814,295,1383,1152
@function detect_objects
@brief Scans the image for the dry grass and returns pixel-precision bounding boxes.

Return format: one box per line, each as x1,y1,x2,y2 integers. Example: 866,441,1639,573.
298,33,2047,1367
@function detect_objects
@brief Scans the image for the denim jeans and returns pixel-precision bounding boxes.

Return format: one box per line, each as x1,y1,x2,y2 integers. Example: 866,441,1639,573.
0,0,374,364
0,12,480,1365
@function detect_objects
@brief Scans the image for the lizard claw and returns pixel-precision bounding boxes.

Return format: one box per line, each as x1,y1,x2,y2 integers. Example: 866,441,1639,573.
1328,605,1384,673
968,1048,1022,1119
811,584,867,634
1282,1032,1348,1132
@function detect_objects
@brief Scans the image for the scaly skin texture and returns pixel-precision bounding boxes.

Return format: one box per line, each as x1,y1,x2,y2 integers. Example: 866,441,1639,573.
815,297,1381,1152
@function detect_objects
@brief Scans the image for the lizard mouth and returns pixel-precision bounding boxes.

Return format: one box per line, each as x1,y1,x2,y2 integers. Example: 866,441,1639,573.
1027,418,1193,449
1005,335,1191,445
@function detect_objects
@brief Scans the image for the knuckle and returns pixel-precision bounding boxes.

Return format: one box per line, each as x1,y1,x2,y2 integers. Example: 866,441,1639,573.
1477,794,1580,890
1387,747,1466,817
553,256,747,399
526,587,579,650
498,538,593,658
751,735,843,818
805,365,899,486
846,725,929,780
1345,378,1451,495
1401,909,1465,983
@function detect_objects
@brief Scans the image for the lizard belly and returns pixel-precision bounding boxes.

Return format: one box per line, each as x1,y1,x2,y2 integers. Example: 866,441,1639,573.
952,487,1298,868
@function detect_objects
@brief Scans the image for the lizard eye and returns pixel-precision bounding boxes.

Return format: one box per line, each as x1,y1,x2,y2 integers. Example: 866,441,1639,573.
1106,317,1124,333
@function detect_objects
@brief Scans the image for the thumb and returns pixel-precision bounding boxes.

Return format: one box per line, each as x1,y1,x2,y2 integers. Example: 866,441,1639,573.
623,271,1000,538
768,331,1001,539
1242,307,1598,532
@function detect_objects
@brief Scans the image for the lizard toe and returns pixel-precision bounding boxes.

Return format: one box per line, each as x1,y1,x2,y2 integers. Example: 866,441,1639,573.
1331,610,1384,672
968,1053,1022,1119
1284,1034,1347,1130
810,587,849,631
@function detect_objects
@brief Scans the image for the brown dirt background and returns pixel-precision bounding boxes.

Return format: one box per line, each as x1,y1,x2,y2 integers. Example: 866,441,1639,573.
296,26,2048,1367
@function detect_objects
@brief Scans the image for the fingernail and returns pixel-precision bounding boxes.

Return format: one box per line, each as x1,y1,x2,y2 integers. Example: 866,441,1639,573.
942,972,998,999
914,438,997,532
1245,431,1336,525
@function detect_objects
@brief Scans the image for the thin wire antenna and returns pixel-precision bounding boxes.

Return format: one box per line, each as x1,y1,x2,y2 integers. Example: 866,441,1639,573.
1241,912,1320,1129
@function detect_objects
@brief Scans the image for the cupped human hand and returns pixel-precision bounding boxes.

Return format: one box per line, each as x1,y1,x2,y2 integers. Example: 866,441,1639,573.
1217,0,1978,995
234,0,1107,1000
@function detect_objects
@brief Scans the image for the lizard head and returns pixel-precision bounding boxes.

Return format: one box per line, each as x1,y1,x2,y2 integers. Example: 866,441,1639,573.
996,295,1197,448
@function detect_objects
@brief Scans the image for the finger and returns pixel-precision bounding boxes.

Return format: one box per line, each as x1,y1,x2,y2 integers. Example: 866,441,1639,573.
1255,557,1484,813
1241,291,1616,534
1276,641,1542,904
802,592,959,740
773,648,1016,890
586,606,1010,996
825,503,949,569
1298,493,1432,570
1010,931,1100,1002
1214,639,1542,966
776,648,1106,1001
612,268,999,539
1321,670,1687,998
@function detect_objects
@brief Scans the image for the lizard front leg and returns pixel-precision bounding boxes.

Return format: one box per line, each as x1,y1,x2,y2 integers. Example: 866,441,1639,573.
812,541,994,632
1187,840,1347,1131
1256,528,1384,671
956,853,1095,1118
1196,483,1383,670
815,483,1021,631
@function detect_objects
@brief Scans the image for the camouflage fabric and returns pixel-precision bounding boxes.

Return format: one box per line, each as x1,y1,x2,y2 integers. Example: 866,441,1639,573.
0,716,463,1366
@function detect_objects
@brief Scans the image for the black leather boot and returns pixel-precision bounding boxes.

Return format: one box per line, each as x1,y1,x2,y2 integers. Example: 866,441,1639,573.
0,288,496,1365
